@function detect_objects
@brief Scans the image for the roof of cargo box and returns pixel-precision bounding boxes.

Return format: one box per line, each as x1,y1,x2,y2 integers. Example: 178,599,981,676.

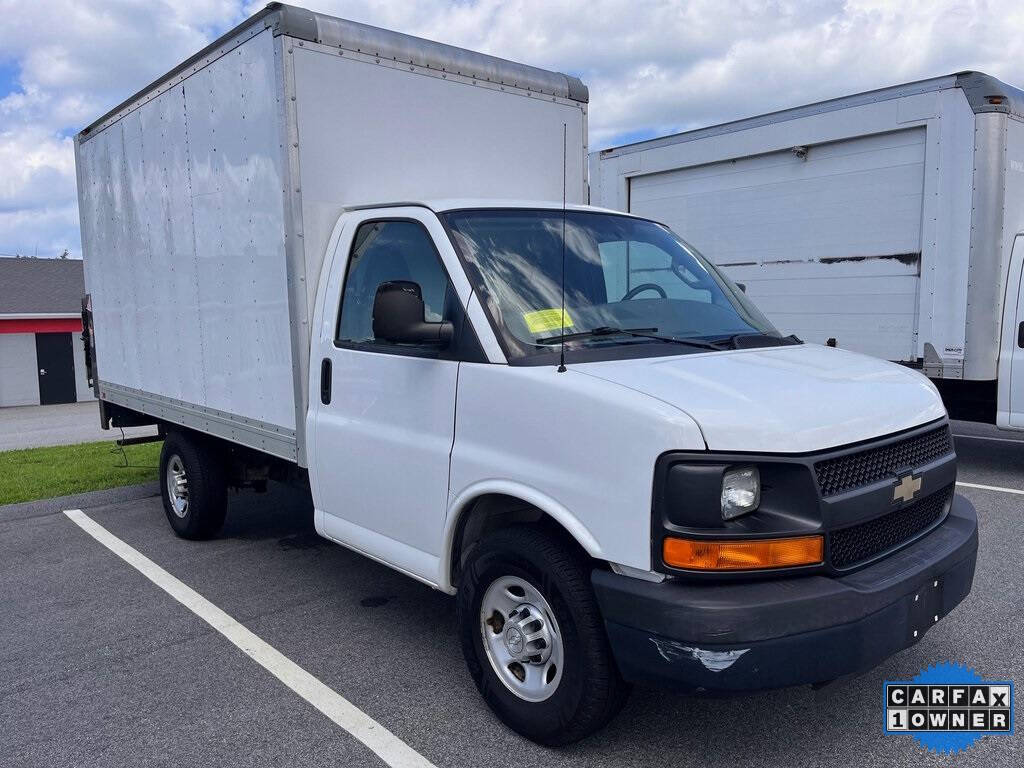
598,71,1024,158
78,2,588,140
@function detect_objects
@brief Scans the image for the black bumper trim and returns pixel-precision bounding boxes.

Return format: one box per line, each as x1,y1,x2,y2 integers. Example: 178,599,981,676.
593,494,978,692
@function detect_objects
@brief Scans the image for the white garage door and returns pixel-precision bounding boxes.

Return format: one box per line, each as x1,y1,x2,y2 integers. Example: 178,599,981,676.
628,128,926,361
0,334,40,407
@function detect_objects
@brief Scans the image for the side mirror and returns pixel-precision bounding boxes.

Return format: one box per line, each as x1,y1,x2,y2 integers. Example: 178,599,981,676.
736,282,747,293
372,281,453,347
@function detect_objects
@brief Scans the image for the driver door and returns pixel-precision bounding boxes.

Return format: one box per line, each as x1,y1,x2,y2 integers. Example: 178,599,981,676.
310,212,469,584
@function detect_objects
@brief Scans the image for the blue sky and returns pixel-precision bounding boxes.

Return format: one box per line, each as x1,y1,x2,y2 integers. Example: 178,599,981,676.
2,0,1024,259
0,58,17,99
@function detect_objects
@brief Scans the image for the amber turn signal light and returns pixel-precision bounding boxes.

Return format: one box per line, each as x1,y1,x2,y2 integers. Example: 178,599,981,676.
662,534,824,571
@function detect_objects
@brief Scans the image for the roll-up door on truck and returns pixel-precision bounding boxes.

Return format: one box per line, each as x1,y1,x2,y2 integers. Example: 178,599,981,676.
627,128,926,362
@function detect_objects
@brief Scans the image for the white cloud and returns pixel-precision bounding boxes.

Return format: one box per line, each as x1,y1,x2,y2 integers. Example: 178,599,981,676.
0,0,243,257
0,203,79,259
3,0,1024,256
0,126,73,210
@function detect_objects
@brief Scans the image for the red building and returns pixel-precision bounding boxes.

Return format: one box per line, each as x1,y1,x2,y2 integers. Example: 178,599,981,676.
0,257,89,407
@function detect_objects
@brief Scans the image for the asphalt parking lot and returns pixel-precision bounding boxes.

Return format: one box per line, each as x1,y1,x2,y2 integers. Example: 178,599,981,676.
1,421,1020,767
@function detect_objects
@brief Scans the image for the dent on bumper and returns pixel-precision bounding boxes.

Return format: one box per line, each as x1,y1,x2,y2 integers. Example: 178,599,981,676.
593,494,979,692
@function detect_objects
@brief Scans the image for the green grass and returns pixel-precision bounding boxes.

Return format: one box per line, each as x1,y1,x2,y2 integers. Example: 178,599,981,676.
0,439,163,506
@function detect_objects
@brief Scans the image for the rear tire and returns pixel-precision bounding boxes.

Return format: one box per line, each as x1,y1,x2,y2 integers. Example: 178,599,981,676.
457,526,630,745
159,431,227,540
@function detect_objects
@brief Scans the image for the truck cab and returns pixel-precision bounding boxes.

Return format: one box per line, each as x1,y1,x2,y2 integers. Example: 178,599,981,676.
287,199,976,742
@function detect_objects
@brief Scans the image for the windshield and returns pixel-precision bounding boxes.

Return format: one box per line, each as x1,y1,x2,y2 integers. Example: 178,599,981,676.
444,209,784,363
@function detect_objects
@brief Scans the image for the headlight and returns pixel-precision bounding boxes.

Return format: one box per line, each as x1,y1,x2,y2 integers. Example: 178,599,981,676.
721,466,760,520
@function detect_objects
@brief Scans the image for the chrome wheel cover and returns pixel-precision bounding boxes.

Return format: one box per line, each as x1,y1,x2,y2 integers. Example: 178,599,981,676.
166,454,189,518
480,575,564,702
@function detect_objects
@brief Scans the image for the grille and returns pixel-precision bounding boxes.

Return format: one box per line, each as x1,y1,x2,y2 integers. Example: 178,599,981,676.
829,485,953,569
814,426,952,497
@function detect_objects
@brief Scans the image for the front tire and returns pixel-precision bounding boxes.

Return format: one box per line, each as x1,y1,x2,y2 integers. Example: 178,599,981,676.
159,431,227,540
457,526,629,745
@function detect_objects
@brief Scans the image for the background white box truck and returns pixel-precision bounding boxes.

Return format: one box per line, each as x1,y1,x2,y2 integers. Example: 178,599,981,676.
76,4,977,745
591,72,1024,429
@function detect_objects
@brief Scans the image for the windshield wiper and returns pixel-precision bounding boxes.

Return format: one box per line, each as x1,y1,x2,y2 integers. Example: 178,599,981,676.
705,332,804,350
535,326,796,352
536,326,658,345
640,333,723,350
537,326,723,351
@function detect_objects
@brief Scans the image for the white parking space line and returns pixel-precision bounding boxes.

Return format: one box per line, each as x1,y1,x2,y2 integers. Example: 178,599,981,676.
63,509,436,768
953,433,1024,445
956,481,1024,496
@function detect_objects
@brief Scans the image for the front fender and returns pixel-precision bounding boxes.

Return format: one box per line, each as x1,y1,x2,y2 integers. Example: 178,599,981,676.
446,364,706,593
440,479,604,592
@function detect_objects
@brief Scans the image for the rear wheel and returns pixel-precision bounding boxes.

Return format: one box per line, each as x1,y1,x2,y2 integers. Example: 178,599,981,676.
457,526,629,745
159,431,227,539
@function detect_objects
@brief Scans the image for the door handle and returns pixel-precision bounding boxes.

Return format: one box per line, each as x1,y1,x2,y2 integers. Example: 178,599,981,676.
1019,322,1024,349
320,358,332,404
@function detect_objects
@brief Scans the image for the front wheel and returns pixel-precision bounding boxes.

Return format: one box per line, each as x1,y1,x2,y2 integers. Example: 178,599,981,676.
457,526,629,745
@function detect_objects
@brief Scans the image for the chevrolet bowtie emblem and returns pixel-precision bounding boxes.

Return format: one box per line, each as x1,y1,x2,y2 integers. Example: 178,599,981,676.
893,474,922,503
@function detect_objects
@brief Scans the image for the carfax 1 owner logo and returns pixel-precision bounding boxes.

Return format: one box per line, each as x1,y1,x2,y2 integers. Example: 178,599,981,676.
885,662,1014,754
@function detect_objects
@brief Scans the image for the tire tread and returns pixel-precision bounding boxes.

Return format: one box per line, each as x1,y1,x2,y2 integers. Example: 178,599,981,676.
458,525,629,745
159,431,228,540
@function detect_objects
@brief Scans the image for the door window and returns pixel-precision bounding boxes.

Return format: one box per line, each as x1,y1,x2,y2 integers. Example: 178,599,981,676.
336,220,455,350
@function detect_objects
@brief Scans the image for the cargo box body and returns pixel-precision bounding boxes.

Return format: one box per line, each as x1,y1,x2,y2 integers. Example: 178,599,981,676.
76,3,588,464
590,73,1024,395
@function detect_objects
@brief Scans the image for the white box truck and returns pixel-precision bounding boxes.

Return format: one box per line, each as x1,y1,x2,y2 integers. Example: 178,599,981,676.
76,4,978,744
591,72,1024,429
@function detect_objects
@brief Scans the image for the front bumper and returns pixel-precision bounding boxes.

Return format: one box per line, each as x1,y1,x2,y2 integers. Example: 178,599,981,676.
593,494,978,692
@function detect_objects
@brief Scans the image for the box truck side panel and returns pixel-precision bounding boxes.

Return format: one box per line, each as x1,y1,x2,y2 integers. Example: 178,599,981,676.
183,31,294,431
917,89,975,379
964,111,1024,385
963,113,1009,382
627,128,927,361
79,83,207,407
79,29,299,457
289,41,588,324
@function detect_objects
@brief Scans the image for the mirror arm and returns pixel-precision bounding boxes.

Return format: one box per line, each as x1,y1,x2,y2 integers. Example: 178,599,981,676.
409,321,454,346
439,320,454,346
381,320,454,347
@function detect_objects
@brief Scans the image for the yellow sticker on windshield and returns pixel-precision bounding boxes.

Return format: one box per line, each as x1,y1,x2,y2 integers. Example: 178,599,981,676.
523,308,574,334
